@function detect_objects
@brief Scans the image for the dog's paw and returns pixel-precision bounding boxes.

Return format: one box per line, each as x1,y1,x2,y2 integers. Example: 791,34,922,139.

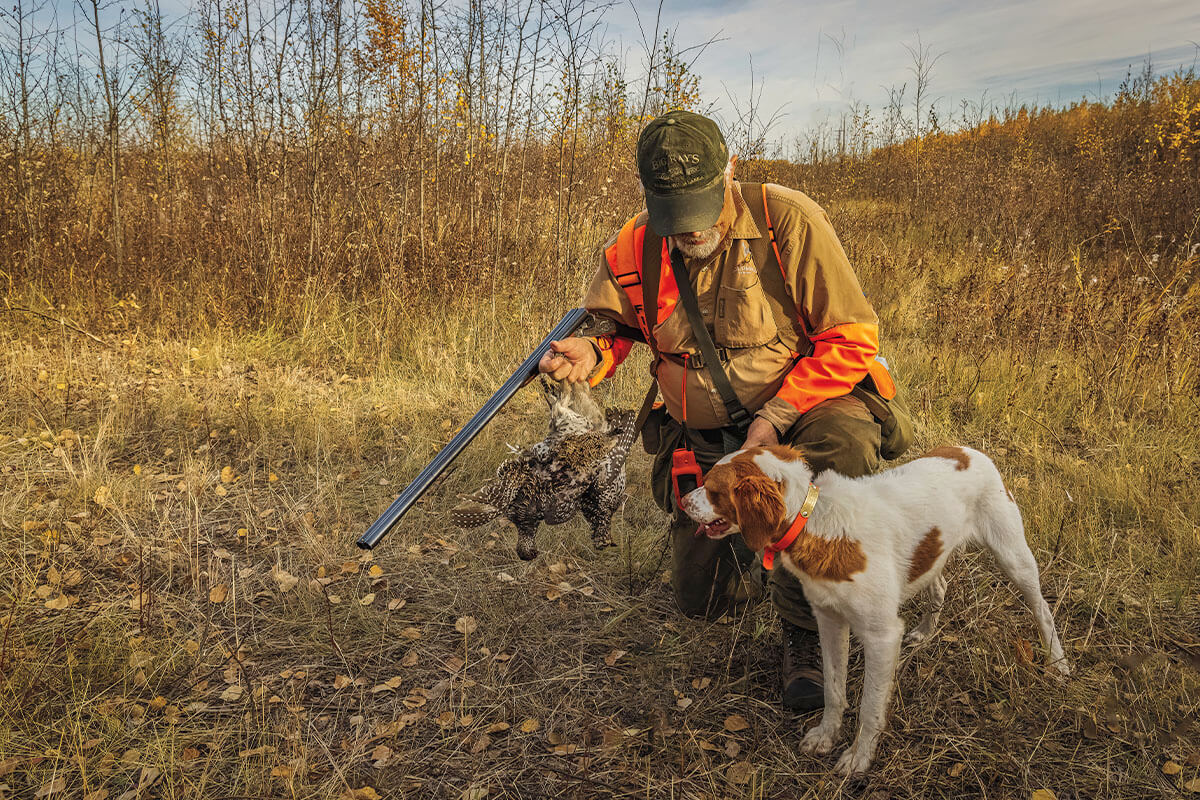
903,628,930,645
1050,658,1071,679
800,724,839,755
834,744,875,776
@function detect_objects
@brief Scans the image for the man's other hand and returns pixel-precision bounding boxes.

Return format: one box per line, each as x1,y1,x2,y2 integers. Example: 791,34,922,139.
538,337,598,384
741,417,779,449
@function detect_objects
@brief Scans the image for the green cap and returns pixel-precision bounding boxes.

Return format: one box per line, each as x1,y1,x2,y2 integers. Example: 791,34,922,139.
636,111,729,236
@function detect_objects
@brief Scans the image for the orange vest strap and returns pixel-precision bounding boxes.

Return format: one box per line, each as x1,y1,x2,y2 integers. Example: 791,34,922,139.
610,216,652,344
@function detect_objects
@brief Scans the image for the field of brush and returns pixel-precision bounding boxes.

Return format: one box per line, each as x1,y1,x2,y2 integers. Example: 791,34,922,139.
2,189,1198,799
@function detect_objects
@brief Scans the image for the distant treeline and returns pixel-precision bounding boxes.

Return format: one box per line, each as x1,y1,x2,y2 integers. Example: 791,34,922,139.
2,0,1197,331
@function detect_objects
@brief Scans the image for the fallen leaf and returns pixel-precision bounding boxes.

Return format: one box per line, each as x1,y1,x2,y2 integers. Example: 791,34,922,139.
470,734,492,754
603,649,626,667
949,762,966,777
1031,791,1057,800
726,761,753,785
35,777,66,797
44,593,73,610
387,598,407,611
93,486,111,507
334,675,353,690
0,758,18,777
400,627,422,640
214,485,228,497
83,790,110,800
208,583,229,603
675,697,692,709
369,565,384,577
341,788,382,800
691,677,711,690
360,593,376,606
220,684,244,702
519,718,540,733
455,616,478,635
496,572,514,582
1015,638,1034,665
437,711,456,728
270,765,295,779
271,566,298,593
220,466,235,483
486,722,510,734
1184,778,1200,794
269,472,279,482
460,786,489,800
1163,761,1183,775
401,651,419,667
545,589,562,601
723,714,749,732
725,740,741,758
370,744,392,767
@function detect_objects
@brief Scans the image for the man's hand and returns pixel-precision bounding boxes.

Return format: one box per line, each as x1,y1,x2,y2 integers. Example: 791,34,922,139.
741,416,779,449
538,337,598,384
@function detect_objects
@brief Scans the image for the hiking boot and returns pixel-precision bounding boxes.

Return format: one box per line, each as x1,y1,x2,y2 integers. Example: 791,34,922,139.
781,619,824,712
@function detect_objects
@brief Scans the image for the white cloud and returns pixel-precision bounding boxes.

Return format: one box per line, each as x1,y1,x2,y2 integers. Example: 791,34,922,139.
603,0,1200,148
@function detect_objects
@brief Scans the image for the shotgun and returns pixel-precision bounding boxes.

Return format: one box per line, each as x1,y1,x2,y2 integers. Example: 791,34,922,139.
356,307,602,549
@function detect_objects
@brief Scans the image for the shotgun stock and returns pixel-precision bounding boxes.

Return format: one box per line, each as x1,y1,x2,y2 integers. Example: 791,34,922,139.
356,307,600,549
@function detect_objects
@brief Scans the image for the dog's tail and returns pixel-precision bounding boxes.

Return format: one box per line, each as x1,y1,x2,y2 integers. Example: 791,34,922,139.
972,452,1070,675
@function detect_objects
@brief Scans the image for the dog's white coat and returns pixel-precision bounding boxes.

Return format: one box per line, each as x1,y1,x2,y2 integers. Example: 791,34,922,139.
682,446,1069,774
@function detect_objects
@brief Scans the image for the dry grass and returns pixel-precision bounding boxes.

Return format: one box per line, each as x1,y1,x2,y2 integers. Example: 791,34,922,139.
2,217,1198,799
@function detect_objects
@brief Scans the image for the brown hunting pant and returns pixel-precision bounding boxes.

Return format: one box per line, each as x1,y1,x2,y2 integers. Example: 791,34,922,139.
650,394,882,629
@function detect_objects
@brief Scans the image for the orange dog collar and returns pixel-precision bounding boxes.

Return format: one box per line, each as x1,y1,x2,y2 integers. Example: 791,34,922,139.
762,484,820,570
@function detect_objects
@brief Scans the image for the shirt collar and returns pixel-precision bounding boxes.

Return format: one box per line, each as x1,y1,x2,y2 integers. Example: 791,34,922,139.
728,181,762,240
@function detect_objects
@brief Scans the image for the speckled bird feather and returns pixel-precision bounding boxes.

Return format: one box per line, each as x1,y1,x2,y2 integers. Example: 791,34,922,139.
450,377,638,560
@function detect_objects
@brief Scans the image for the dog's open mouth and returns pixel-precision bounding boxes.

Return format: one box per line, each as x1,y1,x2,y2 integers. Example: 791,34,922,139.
699,518,731,538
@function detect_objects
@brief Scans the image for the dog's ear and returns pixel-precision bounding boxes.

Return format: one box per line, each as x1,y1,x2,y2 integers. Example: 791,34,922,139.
731,474,786,552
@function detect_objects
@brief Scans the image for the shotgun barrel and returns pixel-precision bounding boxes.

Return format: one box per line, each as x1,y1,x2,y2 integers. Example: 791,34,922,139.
356,307,593,550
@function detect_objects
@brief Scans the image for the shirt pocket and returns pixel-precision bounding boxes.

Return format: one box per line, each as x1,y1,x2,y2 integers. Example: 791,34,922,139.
714,271,778,348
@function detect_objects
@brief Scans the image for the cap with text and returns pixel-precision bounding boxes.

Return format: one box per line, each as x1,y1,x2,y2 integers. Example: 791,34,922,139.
636,111,729,237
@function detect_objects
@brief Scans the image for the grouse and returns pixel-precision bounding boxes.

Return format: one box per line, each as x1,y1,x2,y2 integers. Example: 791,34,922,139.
449,376,637,560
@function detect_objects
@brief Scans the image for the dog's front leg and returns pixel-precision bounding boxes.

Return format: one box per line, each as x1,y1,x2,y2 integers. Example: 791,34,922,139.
836,616,903,775
799,606,848,755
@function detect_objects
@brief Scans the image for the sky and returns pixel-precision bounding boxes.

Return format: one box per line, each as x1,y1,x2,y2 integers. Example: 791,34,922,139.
600,0,1200,147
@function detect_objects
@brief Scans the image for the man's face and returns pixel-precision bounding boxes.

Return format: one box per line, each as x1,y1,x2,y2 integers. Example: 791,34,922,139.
669,167,737,261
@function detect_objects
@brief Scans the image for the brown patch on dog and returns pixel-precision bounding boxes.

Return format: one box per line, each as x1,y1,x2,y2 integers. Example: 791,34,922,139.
907,526,943,582
730,444,807,465
703,460,786,552
764,444,807,462
923,445,970,471
709,457,866,581
786,530,867,582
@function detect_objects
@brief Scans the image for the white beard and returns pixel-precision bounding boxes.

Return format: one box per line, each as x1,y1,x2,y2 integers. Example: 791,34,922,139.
670,225,724,260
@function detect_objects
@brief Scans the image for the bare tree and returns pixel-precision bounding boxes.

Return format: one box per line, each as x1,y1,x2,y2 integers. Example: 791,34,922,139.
82,0,129,269
903,33,943,204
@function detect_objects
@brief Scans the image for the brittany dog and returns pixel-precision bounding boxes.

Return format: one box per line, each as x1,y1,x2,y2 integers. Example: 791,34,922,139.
679,444,1069,775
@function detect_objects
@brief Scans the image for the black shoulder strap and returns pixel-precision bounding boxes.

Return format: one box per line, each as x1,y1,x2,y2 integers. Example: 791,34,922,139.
670,249,752,428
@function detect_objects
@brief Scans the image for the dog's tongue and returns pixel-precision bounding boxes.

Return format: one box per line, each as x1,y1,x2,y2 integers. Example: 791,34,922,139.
700,519,731,538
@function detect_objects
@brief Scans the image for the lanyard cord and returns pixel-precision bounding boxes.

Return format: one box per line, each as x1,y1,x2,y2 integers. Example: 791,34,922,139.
681,352,690,442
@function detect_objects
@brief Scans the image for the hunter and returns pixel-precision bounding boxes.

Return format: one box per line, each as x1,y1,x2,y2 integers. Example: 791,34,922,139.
539,110,907,711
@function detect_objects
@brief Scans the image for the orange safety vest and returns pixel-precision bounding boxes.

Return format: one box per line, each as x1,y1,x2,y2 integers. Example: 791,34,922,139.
600,186,897,402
